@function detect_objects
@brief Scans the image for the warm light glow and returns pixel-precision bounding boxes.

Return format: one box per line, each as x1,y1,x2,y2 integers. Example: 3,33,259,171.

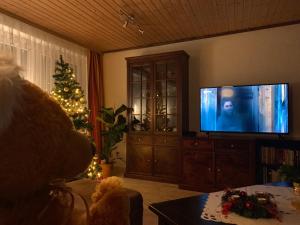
221,88,234,97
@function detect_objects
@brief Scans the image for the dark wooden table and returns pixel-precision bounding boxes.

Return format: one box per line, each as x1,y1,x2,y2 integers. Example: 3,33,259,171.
149,194,233,225
149,182,290,225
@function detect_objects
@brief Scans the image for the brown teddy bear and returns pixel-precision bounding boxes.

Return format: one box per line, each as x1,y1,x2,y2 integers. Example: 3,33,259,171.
0,56,128,225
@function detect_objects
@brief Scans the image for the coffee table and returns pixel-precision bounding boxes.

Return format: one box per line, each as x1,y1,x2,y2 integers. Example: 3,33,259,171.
149,194,232,225
149,182,290,225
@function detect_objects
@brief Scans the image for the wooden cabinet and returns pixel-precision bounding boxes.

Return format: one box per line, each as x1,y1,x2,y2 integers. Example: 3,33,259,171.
181,150,214,192
180,138,256,192
126,144,152,175
153,146,179,179
125,51,189,183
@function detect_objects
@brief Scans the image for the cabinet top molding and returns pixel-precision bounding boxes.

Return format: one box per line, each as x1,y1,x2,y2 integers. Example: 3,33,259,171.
125,51,189,62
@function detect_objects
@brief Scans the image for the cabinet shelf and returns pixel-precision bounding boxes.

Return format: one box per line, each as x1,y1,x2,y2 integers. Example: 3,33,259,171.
155,78,177,81
256,140,300,184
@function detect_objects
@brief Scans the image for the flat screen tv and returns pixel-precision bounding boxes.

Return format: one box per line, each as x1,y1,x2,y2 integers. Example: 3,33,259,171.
200,83,289,134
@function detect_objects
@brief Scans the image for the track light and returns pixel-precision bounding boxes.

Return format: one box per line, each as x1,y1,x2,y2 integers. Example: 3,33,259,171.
123,20,128,28
120,9,144,35
138,27,144,35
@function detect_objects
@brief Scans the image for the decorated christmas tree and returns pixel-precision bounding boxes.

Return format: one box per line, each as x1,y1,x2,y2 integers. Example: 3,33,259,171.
51,55,90,133
51,55,101,179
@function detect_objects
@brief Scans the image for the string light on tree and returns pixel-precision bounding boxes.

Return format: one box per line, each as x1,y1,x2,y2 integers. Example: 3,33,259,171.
87,155,102,179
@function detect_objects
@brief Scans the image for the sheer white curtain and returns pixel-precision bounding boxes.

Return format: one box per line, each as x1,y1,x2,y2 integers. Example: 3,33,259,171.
0,12,88,93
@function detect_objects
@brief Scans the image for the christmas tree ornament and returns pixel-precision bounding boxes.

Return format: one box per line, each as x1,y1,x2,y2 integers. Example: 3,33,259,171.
245,201,254,209
239,191,247,197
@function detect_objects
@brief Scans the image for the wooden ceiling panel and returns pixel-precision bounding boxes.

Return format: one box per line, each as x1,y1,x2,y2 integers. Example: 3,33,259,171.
0,0,299,52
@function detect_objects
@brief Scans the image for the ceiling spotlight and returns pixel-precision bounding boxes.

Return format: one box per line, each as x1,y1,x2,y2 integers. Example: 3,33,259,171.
120,9,144,35
123,20,128,28
138,27,144,35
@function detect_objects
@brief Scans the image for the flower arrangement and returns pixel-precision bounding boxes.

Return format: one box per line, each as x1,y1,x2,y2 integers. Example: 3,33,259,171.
221,189,280,221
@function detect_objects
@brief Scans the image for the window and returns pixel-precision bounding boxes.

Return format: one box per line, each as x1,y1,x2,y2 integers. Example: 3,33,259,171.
0,12,88,93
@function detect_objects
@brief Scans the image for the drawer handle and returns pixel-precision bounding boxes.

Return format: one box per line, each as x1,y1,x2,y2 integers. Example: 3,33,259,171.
217,168,221,173
146,159,151,162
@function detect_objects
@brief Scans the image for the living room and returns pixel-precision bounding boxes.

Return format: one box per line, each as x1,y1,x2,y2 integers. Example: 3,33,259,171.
0,1,300,225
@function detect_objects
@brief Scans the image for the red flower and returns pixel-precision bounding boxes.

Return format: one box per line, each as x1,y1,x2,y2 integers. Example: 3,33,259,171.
222,202,233,215
239,191,247,197
245,201,254,209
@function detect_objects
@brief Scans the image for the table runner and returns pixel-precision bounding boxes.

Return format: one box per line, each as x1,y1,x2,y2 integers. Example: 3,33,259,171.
201,185,300,225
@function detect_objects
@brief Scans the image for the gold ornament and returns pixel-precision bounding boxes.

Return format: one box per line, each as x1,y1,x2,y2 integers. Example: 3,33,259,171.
64,87,69,92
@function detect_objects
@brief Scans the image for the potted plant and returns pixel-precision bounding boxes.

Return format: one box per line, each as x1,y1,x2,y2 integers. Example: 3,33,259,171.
278,165,300,187
97,104,131,178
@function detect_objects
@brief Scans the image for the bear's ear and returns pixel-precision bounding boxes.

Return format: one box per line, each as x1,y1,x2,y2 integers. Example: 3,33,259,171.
0,56,23,134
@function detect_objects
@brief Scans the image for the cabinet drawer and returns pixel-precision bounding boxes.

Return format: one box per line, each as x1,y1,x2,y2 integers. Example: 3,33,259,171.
182,139,213,151
153,136,180,146
127,135,152,145
214,140,250,151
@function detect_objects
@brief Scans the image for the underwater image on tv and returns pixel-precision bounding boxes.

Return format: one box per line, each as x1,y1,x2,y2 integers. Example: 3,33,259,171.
200,84,288,134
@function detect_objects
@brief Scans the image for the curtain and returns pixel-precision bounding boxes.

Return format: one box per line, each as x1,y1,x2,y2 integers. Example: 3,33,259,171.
0,12,88,93
88,51,104,154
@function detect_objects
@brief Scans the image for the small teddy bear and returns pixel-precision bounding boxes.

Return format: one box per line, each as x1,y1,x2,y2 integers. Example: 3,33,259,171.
0,56,129,225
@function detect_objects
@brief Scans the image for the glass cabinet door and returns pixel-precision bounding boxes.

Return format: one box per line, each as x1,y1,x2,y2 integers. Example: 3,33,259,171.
129,65,152,132
154,61,177,133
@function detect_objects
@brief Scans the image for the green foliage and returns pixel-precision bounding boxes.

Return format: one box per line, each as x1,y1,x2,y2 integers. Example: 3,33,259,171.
278,165,300,183
97,104,132,163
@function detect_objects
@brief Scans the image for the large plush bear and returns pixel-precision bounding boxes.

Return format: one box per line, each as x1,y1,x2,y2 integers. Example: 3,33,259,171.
0,56,128,225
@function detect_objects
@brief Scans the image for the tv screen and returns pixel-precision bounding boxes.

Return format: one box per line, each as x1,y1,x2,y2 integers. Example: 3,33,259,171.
200,83,289,134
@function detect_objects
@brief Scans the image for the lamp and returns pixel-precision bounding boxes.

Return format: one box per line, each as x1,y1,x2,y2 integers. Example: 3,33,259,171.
120,9,144,35
123,20,128,28
138,27,144,34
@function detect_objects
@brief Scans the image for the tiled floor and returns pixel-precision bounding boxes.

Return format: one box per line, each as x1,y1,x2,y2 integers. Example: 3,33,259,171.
122,178,200,225
68,177,200,225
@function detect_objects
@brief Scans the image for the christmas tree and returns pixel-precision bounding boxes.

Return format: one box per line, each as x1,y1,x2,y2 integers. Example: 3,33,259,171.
51,55,90,133
51,55,101,179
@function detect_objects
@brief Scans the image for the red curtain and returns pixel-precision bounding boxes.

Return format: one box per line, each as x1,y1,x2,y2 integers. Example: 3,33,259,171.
88,51,104,154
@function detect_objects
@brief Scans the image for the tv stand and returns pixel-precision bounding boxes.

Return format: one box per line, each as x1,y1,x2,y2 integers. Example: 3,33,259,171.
277,134,286,140
179,136,256,192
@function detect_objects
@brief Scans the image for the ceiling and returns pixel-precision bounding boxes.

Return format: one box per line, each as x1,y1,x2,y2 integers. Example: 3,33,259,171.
0,0,299,53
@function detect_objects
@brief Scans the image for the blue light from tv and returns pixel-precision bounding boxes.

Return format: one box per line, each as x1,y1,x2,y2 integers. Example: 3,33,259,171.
200,84,288,133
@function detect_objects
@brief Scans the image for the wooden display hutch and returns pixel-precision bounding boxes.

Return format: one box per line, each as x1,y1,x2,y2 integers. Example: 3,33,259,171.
125,51,189,183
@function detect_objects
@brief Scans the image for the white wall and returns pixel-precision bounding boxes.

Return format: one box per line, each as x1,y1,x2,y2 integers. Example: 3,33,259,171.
103,24,300,172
